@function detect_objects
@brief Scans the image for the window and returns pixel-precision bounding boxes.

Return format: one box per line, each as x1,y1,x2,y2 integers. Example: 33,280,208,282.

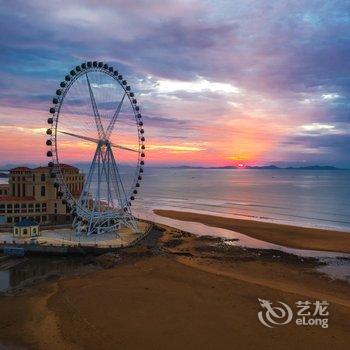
17,183,20,196
0,204,5,214
41,186,45,196
12,184,15,196
14,216,19,223
23,228,28,235
41,174,46,182
7,217,12,223
35,203,41,212
14,204,20,213
21,203,27,213
22,176,25,181
33,174,35,182
22,183,26,196
42,215,47,222
33,186,35,196
7,204,13,213
28,203,34,213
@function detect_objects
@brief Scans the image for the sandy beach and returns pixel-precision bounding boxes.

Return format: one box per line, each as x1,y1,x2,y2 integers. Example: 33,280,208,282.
0,222,349,350
154,209,350,253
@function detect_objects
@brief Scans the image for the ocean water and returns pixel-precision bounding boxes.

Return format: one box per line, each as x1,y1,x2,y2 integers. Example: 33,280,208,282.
133,168,350,232
1,169,349,231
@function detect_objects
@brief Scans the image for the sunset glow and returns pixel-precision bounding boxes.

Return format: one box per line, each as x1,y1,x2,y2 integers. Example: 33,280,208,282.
0,1,349,168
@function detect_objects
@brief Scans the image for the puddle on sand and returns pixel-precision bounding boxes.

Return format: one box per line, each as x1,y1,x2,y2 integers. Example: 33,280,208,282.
0,255,85,292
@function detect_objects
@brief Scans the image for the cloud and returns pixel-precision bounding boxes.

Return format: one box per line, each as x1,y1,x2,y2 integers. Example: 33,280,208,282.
0,0,349,166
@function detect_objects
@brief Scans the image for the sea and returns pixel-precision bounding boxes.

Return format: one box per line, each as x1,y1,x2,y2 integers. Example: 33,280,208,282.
1,168,349,231
132,168,350,232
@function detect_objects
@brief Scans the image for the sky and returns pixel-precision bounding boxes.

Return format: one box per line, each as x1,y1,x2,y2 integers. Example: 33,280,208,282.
0,0,349,167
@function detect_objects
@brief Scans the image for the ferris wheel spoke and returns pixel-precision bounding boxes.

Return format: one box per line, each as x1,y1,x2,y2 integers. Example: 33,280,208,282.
105,92,126,140
110,142,138,153
58,130,138,152
58,130,100,144
86,73,105,139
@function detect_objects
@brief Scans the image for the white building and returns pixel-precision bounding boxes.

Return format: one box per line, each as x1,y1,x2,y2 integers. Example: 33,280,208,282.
13,218,40,238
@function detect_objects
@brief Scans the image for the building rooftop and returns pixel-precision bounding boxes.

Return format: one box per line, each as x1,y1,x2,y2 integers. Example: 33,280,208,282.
14,218,39,227
10,167,31,172
9,164,80,173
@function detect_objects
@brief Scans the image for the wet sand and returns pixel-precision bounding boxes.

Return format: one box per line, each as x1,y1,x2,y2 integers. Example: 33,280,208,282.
154,209,350,253
0,226,349,349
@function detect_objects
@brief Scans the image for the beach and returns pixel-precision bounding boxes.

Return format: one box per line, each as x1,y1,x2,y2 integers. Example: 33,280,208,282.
0,222,349,349
154,209,350,253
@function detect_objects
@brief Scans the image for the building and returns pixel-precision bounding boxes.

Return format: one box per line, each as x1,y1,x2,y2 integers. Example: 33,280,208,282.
0,164,84,226
13,218,40,238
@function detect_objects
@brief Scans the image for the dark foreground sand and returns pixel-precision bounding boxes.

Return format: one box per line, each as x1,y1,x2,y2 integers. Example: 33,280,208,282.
154,209,350,253
0,224,349,350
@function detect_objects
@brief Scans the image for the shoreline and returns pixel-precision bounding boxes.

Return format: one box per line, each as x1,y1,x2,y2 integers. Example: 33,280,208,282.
154,209,350,254
0,225,349,349
150,206,350,233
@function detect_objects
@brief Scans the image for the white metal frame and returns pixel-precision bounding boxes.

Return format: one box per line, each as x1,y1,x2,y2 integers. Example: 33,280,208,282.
46,62,145,236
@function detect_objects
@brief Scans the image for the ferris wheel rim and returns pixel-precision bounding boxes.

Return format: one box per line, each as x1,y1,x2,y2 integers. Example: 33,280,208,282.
45,61,146,219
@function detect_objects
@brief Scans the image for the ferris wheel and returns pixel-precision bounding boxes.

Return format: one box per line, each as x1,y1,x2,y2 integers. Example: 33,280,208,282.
45,61,145,235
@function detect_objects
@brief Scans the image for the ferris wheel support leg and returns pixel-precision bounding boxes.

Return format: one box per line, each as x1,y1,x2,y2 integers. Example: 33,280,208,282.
107,145,140,233
120,207,139,234
109,145,130,207
71,142,140,236
105,148,113,208
76,144,100,235
100,146,113,209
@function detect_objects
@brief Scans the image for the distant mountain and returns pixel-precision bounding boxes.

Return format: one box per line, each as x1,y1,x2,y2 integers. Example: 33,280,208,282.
208,165,238,169
0,172,9,178
246,165,345,170
284,165,342,170
246,165,279,169
168,165,346,170
166,165,238,169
